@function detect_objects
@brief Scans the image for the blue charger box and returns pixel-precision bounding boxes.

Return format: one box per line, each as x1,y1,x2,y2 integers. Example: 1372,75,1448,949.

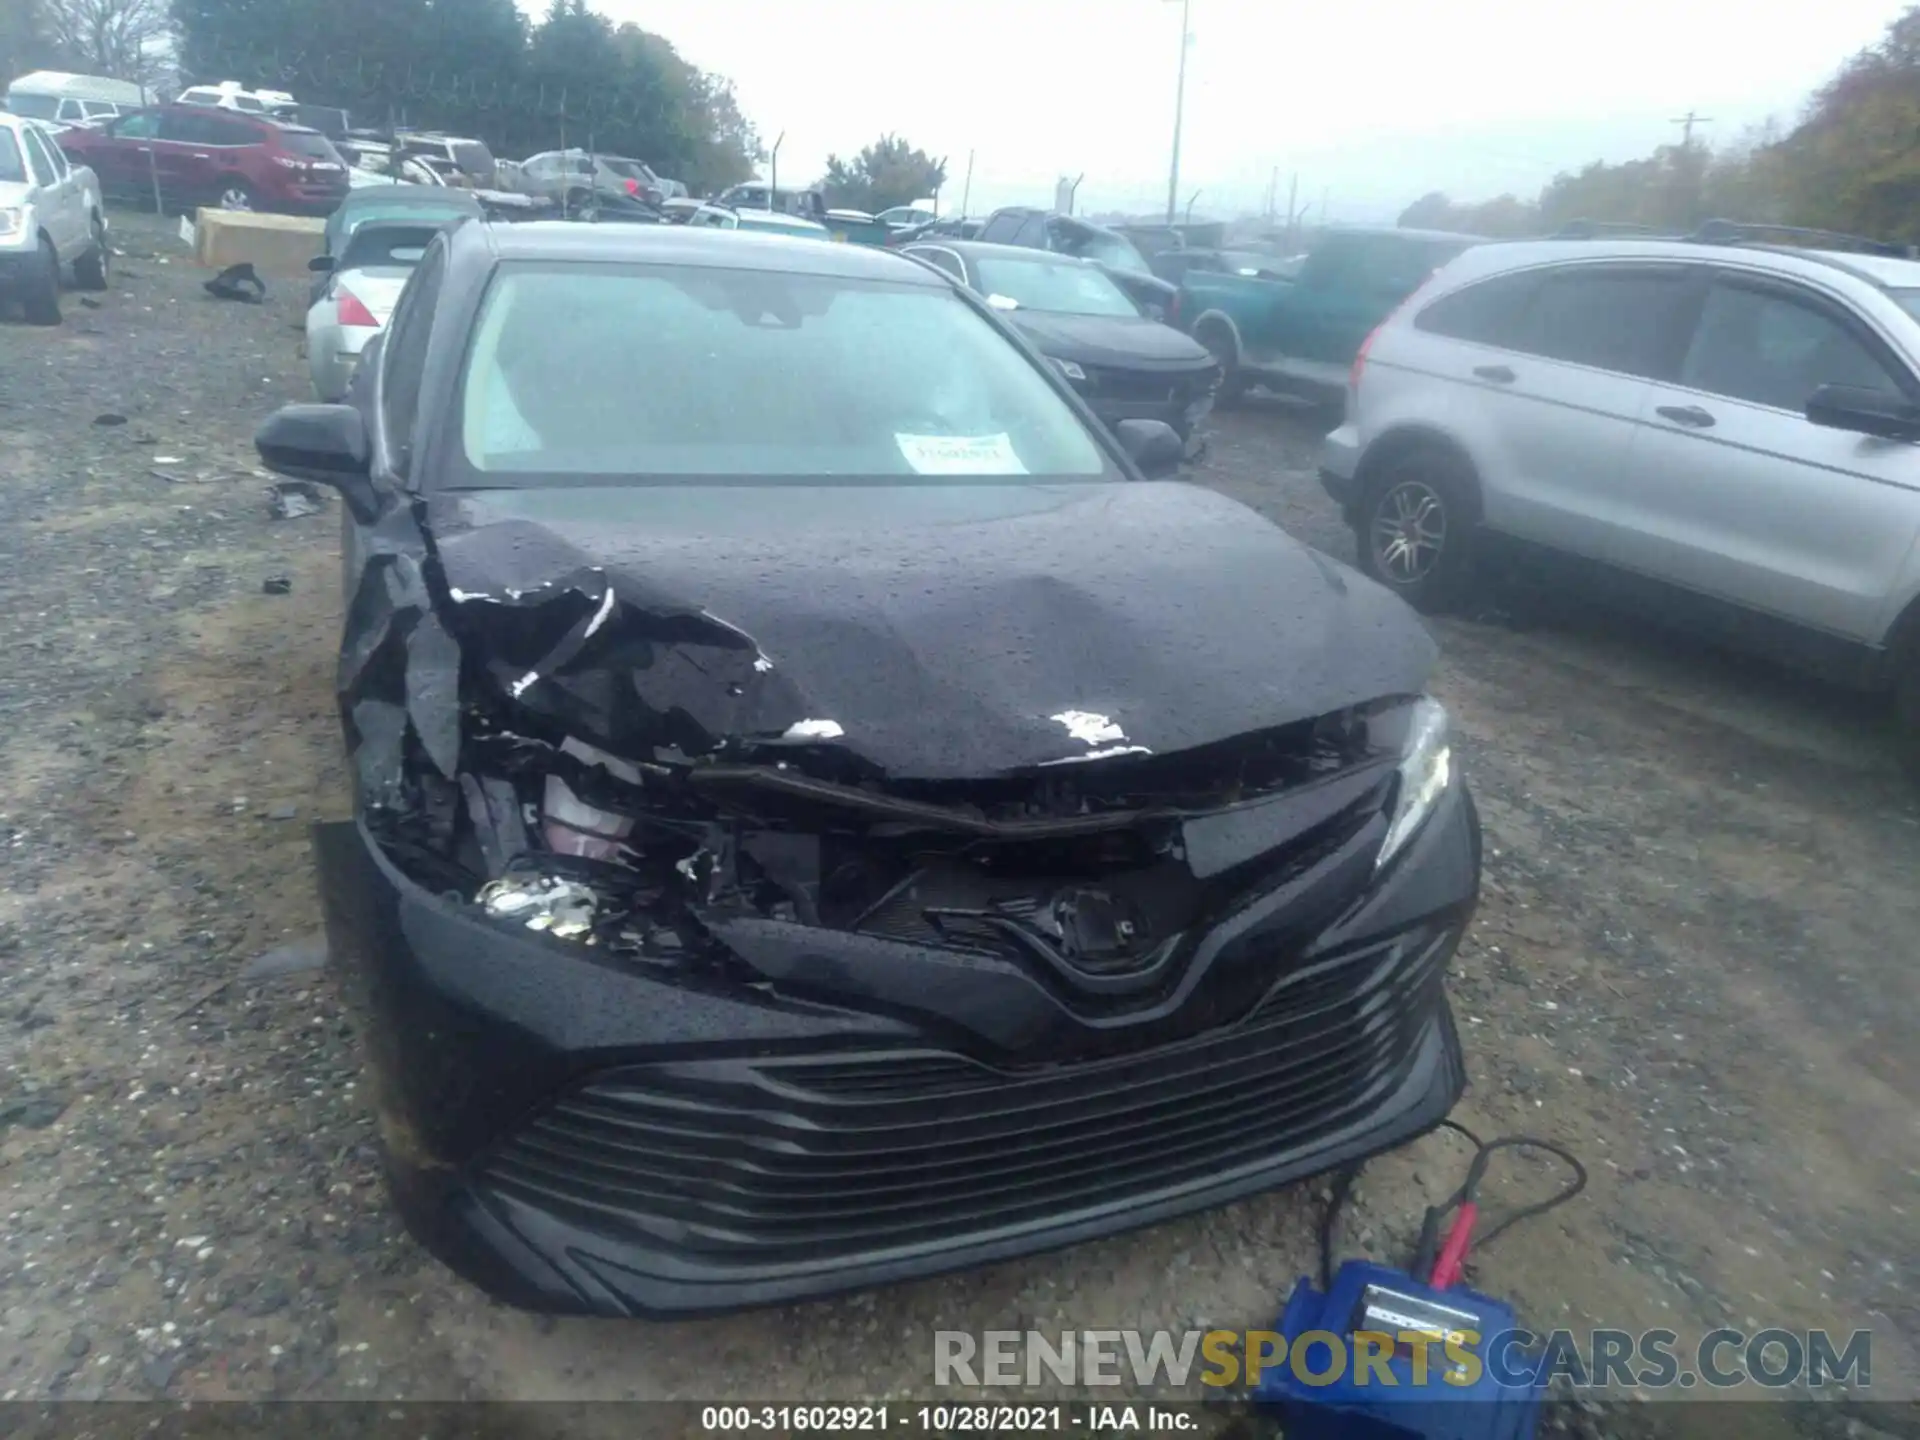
1252,1259,1546,1440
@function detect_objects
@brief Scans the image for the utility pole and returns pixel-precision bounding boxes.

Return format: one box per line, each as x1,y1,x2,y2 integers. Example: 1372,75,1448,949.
1286,171,1298,246
1265,167,1277,223
1186,189,1202,223
960,148,975,215
1164,0,1191,224
768,131,784,208
1671,111,1713,148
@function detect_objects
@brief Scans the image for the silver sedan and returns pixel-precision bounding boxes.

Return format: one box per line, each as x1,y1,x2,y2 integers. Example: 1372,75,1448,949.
305,220,444,402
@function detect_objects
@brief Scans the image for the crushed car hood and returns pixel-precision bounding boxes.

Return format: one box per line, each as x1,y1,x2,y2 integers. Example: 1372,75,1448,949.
1009,312,1213,371
428,480,1435,780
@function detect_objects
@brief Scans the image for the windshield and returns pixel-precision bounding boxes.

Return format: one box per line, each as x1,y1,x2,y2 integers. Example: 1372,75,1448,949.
452,140,493,175
6,94,59,121
0,128,24,182
329,195,474,251
1072,230,1150,274
281,129,342,161
971,255,1140,317
459,263,1112,481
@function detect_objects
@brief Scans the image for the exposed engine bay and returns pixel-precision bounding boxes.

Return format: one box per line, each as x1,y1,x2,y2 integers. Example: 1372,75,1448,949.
342,493,1423,994
376,689,1404,984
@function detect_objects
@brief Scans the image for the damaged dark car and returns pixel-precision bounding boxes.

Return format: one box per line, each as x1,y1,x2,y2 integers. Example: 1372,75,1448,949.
256,219,1479,1318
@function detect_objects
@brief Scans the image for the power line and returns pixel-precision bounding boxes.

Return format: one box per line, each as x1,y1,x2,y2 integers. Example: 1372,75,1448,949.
1671,110,1713,147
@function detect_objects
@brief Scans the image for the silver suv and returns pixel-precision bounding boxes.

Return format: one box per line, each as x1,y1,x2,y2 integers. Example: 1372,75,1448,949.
1320,225,1920,772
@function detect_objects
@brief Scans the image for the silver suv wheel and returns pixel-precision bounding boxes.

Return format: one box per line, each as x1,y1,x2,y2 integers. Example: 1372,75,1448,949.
1371,480,1448,582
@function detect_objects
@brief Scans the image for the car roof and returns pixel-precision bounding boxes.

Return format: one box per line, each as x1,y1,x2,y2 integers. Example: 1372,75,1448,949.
909,239,1100,265
1794,249,1920,289
341,184,482,209
1437,236,1920,291
477,221,947,283
1322,224,1485,244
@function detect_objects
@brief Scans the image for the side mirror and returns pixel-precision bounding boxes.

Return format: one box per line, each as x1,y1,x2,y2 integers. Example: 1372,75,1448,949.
1114,418,1186,478
308,254,333,272
1806,384,1920,443
255,403,378,520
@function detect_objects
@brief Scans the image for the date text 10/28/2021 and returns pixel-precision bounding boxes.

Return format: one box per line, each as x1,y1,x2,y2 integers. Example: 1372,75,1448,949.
700,1406,1197,1433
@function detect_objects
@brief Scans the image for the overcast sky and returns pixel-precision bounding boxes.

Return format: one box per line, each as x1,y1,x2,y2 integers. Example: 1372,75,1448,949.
579,0,1906,221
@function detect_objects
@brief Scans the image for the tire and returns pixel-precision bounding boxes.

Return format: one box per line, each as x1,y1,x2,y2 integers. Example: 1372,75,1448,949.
215,177,255,212
1195,321,1248,408
1895,662,1920,784
1353,444,1480,614
21,234,62,326
73,216,110,291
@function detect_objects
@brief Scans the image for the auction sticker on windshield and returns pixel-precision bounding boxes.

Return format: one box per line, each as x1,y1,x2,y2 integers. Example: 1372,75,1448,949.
896,433,1027,475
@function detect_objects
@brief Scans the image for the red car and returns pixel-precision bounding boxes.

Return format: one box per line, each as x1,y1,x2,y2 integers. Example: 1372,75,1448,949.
57,105,348,215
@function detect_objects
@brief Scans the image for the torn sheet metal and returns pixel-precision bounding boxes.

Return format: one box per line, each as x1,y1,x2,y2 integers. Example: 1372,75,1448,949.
460,773,530,878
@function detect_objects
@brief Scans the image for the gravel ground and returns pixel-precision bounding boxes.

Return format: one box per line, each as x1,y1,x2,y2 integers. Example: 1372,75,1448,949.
0,211,1915,1431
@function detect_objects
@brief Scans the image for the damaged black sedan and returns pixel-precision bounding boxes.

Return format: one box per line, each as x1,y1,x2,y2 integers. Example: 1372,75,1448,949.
256,220,1478,1318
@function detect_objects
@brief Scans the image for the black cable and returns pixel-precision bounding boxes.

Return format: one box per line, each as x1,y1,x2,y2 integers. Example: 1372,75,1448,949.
1318,1162,1363,1293
1410,1133,1589,1279
1456,1136,1589,1252
1438,1117,1486,1149
1412,1120,1485,1277
1320,1123,1587,1290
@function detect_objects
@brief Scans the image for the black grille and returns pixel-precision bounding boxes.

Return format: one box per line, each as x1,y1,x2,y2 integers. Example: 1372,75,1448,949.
478,925,1454,1263
1086,366,1213,404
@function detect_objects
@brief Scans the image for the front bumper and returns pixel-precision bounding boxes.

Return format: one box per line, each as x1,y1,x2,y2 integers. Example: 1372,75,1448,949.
1320,421,1363,509
1079,367,1219,441
315,778,1479,1317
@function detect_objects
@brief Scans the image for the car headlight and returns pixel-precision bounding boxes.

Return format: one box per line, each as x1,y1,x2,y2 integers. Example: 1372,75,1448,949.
1377,697,1453,870
0,208,24,238
1050,357,1087,382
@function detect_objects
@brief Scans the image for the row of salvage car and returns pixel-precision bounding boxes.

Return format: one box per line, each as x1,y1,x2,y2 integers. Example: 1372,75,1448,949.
258,214,1478,1317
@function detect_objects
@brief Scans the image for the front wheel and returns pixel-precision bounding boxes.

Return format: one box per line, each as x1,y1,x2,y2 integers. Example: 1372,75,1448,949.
21,235,62,325
74,217,110,291
1353,446,1479,614
215,178,255,212
1196,324,1247,408
1895,663,1920,784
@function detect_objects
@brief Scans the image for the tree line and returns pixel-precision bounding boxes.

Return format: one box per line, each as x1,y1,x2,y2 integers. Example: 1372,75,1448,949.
1401,6,1920,242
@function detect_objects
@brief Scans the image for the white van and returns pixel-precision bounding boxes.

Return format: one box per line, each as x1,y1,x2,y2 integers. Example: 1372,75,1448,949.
175,81,297,118
4,71,147,127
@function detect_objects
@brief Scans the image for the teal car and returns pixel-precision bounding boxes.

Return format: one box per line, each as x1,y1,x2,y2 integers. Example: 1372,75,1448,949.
1179,226,1481,410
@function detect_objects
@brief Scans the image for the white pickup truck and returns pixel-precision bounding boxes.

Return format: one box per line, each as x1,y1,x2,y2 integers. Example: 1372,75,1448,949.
0,111,110,325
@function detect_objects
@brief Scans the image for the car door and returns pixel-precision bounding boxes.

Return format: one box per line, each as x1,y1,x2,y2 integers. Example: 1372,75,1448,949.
1405,260,1701,559
1621,270,1920,640
153,109,216,205
18,125,80,256
86,111,151,195
30,123,85,254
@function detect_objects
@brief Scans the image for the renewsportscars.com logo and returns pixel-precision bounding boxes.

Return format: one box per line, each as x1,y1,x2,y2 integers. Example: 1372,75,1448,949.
934,1328,1873,1391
